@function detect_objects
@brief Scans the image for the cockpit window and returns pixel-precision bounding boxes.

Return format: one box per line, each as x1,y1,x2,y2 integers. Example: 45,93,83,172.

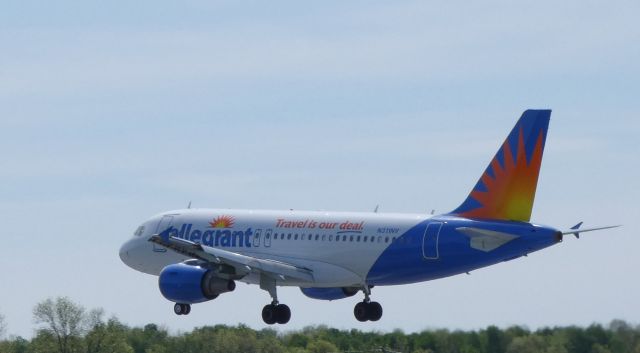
134,226,145,237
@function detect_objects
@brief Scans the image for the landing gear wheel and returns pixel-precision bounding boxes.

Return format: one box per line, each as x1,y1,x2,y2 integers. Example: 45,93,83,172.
262,304,291,324
174,303,191,316
354,302,368,322
367,301,382,321
353,301,383,322
275,304,291,324
262,304,277,325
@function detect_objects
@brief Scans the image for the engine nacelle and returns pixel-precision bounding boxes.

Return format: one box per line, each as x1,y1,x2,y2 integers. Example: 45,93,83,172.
159,263,235,304
300,287,359,301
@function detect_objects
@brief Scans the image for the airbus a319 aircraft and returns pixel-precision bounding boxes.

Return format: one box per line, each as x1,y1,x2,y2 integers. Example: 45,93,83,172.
120,110,617,325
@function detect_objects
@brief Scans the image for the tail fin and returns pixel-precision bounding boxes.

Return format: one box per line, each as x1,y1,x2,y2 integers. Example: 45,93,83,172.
450,110,551,222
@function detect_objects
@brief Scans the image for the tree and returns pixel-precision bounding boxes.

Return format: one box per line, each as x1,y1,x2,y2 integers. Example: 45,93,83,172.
307,339,339,353
127,323,170,353
506,335,547,353
484,326,507,353
0,336,30,353
0,312,6,338
33,297,86,353
85,314,134,353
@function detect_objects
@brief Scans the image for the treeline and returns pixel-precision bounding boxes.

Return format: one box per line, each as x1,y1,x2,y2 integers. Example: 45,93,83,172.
1,297,640,353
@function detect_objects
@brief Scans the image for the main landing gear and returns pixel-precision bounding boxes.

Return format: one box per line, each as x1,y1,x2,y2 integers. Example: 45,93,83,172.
353,286,383,322
260,275,290,325
262,301,291,325
174,303,191,315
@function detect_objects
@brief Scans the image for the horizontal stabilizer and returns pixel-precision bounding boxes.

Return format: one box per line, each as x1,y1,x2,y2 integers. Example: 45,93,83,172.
561,224,621,239
456,227,520,252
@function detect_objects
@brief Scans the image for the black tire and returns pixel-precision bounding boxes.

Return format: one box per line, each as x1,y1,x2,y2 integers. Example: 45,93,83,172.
367,302,382,321
275,304,291,324
174,303,183,315
184,304,191,315
354,302,368,322
262,305,277,325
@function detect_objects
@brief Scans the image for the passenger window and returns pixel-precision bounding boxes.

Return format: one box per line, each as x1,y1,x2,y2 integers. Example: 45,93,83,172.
349,236,353,242
329,235,333,241
295,234,298,240
287,234,292,240
315,234,319,241
322,234,326,241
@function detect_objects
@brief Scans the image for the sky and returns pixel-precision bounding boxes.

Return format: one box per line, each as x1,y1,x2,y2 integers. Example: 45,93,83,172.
1,0,639,339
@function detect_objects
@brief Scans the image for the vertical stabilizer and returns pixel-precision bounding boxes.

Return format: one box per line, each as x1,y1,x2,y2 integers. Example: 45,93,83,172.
450,110,551,222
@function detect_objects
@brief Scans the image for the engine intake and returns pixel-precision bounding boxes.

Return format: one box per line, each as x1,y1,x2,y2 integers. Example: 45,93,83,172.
159,263,235,304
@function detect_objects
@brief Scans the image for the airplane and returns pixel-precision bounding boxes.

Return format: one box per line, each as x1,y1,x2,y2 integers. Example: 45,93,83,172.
119,109,618,325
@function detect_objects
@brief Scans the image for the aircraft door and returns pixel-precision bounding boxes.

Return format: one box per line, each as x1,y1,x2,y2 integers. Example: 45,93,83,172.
422,222,442,260
264,229,272,247
253,229,262,247
153,215,173,253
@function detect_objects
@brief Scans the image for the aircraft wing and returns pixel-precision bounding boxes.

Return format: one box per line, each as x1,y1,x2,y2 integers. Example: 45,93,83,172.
456,227,520,252
149,230,314,283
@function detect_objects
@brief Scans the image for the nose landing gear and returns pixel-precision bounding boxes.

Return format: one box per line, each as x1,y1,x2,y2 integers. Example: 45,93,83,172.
174,303,191,315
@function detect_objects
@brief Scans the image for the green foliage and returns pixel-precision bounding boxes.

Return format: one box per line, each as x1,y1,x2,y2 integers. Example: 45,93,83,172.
0,336,29,353
3,302,640,353
306,339,338,353
5,321,640,353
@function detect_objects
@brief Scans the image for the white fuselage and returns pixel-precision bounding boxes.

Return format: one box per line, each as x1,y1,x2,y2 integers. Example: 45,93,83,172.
120,208,430,288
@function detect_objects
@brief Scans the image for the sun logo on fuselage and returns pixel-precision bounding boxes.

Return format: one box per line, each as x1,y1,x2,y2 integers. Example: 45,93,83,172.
209,215,235,228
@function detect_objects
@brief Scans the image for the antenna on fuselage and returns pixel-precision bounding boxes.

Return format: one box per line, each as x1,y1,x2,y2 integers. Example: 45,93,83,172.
187,201,192,209
374,205,379,213
430,209,435,215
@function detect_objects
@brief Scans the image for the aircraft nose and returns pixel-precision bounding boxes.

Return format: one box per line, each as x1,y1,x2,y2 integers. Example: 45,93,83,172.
119,239,134,265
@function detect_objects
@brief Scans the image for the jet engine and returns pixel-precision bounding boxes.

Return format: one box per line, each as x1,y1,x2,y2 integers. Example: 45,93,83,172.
159,262,235,304
300,287,359,301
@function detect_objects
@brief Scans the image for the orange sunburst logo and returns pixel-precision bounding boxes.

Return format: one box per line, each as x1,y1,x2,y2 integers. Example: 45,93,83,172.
208,215,235,228
460,127,545,222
